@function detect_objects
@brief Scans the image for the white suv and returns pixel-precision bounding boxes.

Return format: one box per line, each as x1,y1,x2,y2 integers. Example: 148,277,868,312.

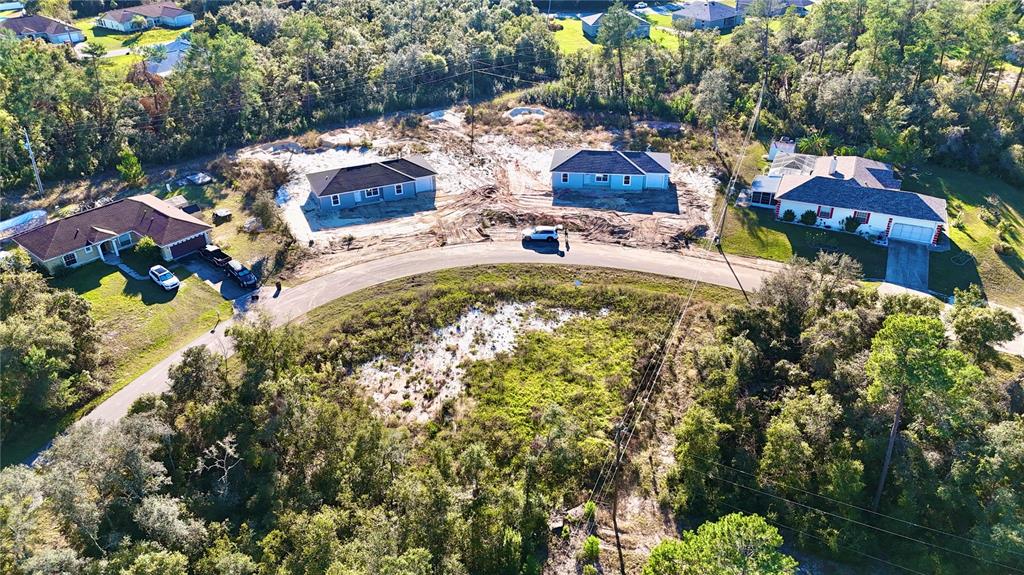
148,265,180,291
521,226,560,242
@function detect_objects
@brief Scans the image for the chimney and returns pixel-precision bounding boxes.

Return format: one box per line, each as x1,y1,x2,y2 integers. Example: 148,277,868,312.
830,156,838,177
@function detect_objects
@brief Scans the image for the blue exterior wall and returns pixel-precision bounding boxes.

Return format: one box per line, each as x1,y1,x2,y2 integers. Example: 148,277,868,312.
551,171,669,191
317,178,433,211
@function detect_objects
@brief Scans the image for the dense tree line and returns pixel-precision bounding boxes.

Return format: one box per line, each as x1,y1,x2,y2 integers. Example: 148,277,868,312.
1,0,557,193
665,254,1023,573
6,0,1024,194
0,250,102,441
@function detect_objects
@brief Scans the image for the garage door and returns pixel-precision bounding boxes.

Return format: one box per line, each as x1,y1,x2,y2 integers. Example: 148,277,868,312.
889,223,933,244
169,235,208,259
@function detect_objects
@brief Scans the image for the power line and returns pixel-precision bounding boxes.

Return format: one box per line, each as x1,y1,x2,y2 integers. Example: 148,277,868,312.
689,452,1024,561
676,463,1024,574
717,501,931,575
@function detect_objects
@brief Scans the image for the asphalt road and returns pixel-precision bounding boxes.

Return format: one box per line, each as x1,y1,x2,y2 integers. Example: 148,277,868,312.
79,241,781,425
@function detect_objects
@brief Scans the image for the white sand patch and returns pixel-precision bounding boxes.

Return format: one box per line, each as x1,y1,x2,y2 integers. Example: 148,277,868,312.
356,302,605,424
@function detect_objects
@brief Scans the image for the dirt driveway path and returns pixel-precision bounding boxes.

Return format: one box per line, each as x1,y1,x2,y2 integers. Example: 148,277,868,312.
77,241,780,427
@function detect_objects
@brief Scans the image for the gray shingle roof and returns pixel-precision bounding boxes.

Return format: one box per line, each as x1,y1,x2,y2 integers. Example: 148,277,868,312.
673,1,737,21
1,14,80,36
100,1,191,24
776,176,947,223
307,156,437,197
550,149,670,175
13,194,211,261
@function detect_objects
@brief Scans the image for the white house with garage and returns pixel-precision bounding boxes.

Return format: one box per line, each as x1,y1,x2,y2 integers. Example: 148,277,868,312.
748,153,948,247
550,149,672,191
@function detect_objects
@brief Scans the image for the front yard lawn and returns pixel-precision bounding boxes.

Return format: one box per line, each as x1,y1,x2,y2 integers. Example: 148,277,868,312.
52,257,232,413
75,17,190,51
721,205,888,280
903,165,1024,307
553,19,598,54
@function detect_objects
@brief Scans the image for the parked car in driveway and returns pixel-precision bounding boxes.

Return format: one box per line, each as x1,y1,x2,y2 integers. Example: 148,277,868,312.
227,259,258,288
634,2,648,9
148,265,180,291
199,244,231,268
521,225,560,242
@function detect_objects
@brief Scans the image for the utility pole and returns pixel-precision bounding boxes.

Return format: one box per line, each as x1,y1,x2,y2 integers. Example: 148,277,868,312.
611,425,626,575
22,128,44,197
469,59,476,155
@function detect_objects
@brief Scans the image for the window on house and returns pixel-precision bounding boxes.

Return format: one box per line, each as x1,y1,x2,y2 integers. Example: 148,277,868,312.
853,211,871,224
561,173,569,183
63,253,77,267
816,206,834,218
623,175,632,186
395,184,403,195
596,174,609,183
331,195,341,206
365,188,381,198
119,234,132,247
751,191,775,205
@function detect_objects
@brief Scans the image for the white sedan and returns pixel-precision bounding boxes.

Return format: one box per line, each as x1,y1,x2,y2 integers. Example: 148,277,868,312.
634,2,648,9
148,265,180,291
521,225,560,242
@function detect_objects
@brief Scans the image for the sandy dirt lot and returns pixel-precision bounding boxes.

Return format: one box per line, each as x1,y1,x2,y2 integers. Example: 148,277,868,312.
238,106,720,281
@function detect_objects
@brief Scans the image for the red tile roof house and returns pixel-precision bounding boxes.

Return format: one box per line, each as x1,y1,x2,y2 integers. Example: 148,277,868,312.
96,1,194,32
12,195,212,274
0,14,84,44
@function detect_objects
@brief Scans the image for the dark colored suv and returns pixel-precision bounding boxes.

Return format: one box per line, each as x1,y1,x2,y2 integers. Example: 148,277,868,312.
227,259,258,288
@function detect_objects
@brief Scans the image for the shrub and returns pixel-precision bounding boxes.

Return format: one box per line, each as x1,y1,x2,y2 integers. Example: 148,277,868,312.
296,130,322,150
781,209,795,222
135,235,159,259
116,144,146,188
580,535,600,564
582,566,598,575
996,220,1013,240
843,217,861,233
251,196,279,231
583,500,597,521
799,210,818,225
979,207,999,226
952,212,966,231
994,241,1012,255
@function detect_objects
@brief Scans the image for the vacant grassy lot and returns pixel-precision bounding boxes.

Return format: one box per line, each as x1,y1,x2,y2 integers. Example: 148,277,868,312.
301,264,741,476
75,17,189,51
903,165,1024,306
99,53,143,79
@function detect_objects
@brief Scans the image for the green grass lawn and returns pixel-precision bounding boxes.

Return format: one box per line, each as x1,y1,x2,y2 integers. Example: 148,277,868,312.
903,165,1024,306
99,53,143,79
644,12,673,27
721,204,889,279
553,18,598,54
75,17,190,51
553,17,678,53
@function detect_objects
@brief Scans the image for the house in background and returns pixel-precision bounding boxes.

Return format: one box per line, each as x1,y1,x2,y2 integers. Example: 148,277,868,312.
306,156,437,212
672,1,741,31
581,10,650,40
145,36,190,76
550,149,672,191
12,195,212,274
97,2,194,32
737,0,813,17
0,14,83,43
748,153,948,247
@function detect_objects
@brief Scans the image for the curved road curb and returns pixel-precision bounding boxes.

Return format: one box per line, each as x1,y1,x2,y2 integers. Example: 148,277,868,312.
79,241,778,425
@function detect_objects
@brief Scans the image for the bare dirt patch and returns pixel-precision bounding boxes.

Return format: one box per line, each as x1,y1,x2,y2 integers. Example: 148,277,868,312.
355,302,597,424
238,106,720,282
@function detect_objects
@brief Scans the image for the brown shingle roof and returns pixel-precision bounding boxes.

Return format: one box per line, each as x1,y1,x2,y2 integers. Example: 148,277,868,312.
0,14,80,36
100,2,191,24
13,194,211,261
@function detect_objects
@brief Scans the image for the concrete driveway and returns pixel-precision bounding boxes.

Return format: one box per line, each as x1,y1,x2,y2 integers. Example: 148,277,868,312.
885,240,930,292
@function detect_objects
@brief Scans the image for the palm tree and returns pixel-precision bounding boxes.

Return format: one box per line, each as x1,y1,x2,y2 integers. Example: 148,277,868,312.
797,133,832,156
